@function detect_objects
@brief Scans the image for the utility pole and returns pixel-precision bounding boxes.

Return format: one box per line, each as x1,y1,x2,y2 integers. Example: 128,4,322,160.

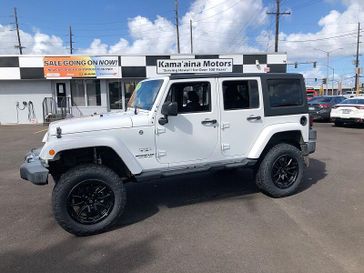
354,22,361,95
69,26,74,54
14,8,24,55
190,19,193,54
267,0,290,52
175,0,180,54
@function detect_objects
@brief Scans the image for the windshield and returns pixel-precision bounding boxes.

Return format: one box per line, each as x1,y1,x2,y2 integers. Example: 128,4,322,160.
309,96,331,103
341,98,364,105
127,80,164,110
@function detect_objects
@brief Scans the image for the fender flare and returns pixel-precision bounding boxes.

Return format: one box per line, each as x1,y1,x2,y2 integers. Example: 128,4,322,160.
39,136,143,174
248,123,305,159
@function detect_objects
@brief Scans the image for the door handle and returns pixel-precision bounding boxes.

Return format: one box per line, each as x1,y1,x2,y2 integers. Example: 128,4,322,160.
247,115,261,121
201,119,217,125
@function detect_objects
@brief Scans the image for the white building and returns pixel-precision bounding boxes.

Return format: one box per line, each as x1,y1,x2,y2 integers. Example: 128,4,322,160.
0,53,287,124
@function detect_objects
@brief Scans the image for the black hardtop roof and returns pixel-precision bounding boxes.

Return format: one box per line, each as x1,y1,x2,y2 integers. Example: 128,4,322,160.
169,73,303,80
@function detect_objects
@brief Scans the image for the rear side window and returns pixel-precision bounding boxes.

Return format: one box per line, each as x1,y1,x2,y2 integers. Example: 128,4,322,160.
222,80,259,110
268,79,303,107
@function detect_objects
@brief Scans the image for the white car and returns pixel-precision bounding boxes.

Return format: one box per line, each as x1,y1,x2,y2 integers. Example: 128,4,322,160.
331,97,364,126
20,73,317,236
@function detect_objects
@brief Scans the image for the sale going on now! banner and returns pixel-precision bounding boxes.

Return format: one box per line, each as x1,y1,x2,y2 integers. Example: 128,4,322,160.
43,56,120,79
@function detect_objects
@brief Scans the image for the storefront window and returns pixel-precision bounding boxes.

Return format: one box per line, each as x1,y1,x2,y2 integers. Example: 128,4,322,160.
71,80,85,106
109,81,123,109
124,80,139,107
71,80,101,106
86,80,101,106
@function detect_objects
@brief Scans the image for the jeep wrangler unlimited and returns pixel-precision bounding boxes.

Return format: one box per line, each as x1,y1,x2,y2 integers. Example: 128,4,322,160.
20,73,316,236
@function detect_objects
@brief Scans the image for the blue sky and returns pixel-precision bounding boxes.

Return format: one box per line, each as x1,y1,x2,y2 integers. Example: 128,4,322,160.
0,0,363,87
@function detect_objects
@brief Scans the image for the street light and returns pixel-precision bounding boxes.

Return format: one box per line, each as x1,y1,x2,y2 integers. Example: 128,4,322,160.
313,47,343,95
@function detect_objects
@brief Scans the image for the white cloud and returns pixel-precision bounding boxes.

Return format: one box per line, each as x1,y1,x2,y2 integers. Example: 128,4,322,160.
77,0,267,55
274,0,364,60
0,24,67,55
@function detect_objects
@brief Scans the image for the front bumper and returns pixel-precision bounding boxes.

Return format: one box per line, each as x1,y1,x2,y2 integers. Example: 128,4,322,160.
20,148,49,185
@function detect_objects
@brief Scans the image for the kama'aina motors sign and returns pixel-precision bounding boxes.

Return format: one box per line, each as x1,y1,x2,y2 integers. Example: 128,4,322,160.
156,58,233,74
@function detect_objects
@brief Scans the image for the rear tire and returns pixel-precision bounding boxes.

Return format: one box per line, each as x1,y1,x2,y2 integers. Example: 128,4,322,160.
52,164,126,236
256,143,304,198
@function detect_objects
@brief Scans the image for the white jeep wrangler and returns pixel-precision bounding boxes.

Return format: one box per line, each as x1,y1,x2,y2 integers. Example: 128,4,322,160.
20,73,316,236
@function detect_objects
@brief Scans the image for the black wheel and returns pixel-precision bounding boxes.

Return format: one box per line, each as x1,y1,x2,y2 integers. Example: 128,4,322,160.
334,120,343,127
52,164,126,236
256,143,304,197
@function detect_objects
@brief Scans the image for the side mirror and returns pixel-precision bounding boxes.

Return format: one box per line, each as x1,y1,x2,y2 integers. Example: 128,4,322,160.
161,102,178,116
159,102,178,125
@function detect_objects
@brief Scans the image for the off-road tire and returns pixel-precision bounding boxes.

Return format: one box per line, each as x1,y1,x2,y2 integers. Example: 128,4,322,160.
256,143,304,198
52,164,126,236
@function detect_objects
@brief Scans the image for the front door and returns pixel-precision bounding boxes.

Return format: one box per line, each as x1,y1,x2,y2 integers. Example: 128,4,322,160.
156,79,219,165
56,83,66,108
219,77,265,157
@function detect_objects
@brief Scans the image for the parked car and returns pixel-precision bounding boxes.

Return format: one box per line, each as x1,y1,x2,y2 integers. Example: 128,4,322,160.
308,95,346,121
343,90,364,98
20,73,317,236
330,97,364,126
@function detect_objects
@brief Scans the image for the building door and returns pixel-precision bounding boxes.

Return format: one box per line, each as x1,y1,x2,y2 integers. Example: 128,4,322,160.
155,79,219,164
56,83,67,108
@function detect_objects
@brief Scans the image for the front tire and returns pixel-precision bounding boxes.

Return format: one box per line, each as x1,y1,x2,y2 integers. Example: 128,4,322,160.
52,164,126,236
256,143,304,198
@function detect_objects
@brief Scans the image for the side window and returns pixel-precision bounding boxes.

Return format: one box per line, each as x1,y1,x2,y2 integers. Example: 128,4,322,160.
222,80,259,110
165,82,211,113
267,79,303,108
336,97,345,104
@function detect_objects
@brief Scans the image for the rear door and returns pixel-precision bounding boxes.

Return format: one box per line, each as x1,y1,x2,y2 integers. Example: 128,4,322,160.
219,77,264,157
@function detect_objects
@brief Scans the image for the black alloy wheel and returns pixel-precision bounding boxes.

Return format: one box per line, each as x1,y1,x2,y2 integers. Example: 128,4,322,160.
271,155,299,189
67,180,115,225
255,143,304,197
53,164,126,236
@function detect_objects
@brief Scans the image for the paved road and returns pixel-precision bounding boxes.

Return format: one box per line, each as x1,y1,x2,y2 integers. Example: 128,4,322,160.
0,123,363,273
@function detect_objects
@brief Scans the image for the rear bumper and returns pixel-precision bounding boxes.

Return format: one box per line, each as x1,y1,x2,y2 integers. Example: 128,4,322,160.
20,148,48,185
309,110,330,120
302,129,317,156
331,117,364,124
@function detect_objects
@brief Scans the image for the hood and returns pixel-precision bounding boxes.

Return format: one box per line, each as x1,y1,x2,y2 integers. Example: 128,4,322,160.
48,111,134,136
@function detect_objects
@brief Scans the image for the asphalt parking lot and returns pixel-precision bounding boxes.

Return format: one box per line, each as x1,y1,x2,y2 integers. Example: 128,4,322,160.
0,123,364,273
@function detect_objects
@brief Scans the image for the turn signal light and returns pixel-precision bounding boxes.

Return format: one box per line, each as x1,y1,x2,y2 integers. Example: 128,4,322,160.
49,149,56,156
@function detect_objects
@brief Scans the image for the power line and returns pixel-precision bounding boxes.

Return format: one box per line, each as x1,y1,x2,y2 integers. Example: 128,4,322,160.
194,0,242,23
267,0,291,52
279,29,361,43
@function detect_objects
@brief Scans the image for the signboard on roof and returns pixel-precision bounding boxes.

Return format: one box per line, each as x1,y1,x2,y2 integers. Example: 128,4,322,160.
156,58,233,74
43,56,120,78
